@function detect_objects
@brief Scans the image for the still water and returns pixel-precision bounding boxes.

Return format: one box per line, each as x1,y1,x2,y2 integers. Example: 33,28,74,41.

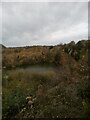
4,65,57,73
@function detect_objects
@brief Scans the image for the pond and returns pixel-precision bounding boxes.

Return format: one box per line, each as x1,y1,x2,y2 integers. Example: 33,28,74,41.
3,64,58,74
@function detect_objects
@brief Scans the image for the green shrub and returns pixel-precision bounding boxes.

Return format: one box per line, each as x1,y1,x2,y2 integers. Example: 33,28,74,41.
77,81,90,99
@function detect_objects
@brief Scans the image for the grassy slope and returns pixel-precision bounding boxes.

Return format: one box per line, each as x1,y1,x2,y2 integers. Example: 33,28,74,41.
2,40,89,119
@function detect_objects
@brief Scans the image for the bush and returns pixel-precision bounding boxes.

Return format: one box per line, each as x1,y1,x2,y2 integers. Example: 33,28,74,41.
77,80,90,99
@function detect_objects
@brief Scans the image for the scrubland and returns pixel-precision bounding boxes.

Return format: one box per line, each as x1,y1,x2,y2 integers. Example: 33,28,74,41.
2,40,89,119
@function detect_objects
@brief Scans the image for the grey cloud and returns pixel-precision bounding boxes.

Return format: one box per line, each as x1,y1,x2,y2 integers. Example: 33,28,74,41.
2,2,88,47
0,4,2,43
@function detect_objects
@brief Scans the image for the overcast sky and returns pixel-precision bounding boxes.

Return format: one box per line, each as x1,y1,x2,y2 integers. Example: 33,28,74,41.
2,2,88,47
